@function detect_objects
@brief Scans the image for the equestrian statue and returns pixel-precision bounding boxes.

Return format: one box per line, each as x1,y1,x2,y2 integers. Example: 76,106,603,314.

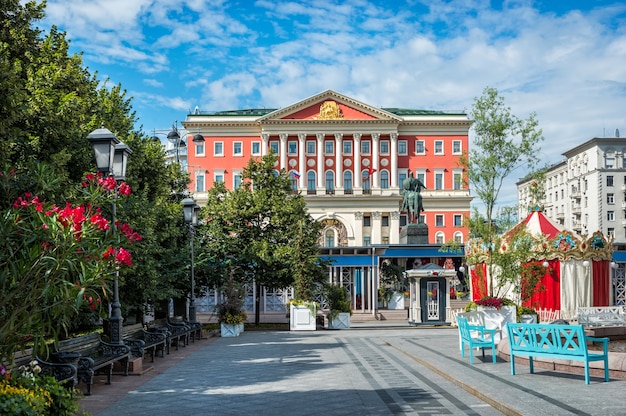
401,172,426,224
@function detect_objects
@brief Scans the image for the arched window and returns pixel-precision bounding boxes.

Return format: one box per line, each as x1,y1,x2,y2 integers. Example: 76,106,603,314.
325,171,335,194
380,170,389,189
307,171,316,194
435,231,445,244
362,170,371,194
325,229,335,247
343,171,353,194
454,231,463,244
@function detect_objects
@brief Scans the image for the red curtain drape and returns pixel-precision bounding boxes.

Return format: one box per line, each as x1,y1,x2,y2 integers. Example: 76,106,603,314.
592,260,610,306
523,259,560,311
470,264,488,301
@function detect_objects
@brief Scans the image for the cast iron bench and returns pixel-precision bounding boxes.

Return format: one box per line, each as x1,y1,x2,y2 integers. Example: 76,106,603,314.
8,349,78,388
506,322,609,384
168,317,202,342
576,306,626,327
148,318,189,351
54,333,131,395
457,316,497,364
123,323,167,362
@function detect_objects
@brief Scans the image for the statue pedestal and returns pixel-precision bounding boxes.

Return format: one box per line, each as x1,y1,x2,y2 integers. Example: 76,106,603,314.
400,223,429,244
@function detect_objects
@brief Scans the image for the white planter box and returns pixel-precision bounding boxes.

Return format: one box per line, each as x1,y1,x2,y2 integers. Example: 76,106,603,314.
388,292,405,310
221,323,242,337
290,304,316,331
520,314,537,324
328,312,350,329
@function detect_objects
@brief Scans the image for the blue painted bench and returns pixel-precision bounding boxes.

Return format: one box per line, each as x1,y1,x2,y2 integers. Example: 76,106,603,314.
506,323,609,384
457,316,497,364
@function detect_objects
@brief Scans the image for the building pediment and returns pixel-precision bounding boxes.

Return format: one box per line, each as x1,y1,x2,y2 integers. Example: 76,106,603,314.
258,90,403,123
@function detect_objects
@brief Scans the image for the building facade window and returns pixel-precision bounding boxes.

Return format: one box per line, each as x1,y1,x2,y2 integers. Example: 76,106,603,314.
452,140,462,154
195,143,205,156
435,214,444,227
361,140,370,154
607,175,614,186
398,140,407,155
363,215,371,227
269,141,279,154
288,141,297,154
434,140,443,155
435,232,444,244
454,232,463,244
325,171,335,193
380,140,390,155
307,171,316,193
453,171,463,190
195,172,205,192
608,193,615,204
233,141,243,156
382,215,389,227
251,141,261,155
325,229,335,247
214,142,224,156
325,141,334,155
380,170,389,189
306,140,316,154
608,211,615,221
415,140,425,155
214,171,224,183
435,171,444,190
363,236,371,246
454,214,462,227
233,173,242,188
343,141,352,154
344,171,353,193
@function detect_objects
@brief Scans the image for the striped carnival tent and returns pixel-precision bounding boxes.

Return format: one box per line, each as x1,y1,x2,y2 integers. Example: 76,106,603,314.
466,206,613,320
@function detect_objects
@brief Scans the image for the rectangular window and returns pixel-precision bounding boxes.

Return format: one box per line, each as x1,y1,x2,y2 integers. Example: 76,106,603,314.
361,140,370,154
454,214,462,227
380,140,390,154
400,215,407,227
453,172,462,190
398,171,407,189
214,142,223,156
195,173,205,192
288,141,297,155
416,171,426,186
195,143,205,156
325,141,334,154
435,215,444,227
343,141,352,154
606,157,615,169
608,228,615,238
607,175,614,186
382,216,389,227
233,142,242,156
363,236,371,246
398,140,407,155
306,140,316,154
452,140,462,154
435,173,443,190
251,142,261,155
234,173,242,188
214,173,224,183
415,140,425,154
269,141,279,154
434,141,443,155
608,211,615,221
607,193,615,204
363,216,371,227
380,173,389,189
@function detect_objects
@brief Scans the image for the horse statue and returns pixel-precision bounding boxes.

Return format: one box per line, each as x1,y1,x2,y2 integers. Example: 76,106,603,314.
401,172,426,224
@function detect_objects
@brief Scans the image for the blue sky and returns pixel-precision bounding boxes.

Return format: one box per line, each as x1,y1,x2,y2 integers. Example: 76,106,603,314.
39,0,626,211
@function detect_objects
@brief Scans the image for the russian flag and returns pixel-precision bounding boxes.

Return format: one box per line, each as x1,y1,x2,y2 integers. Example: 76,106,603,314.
292,171,301,179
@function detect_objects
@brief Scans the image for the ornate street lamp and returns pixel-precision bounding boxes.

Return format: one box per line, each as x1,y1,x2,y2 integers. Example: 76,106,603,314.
182,197,200,322
87,124,132,345
154,122,205,165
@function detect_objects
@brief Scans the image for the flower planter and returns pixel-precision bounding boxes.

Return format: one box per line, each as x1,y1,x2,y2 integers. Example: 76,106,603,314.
289,304,316,331
328,312,350,329
221,322,243,337
388,292,405,310
520,314,538,324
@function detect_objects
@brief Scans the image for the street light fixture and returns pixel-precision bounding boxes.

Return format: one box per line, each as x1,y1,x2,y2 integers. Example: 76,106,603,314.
87,124,132,345
182,197,201,323
154,121,205,165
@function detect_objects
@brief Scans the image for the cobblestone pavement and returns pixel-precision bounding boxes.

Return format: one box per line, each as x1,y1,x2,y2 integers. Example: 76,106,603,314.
81,325,626,416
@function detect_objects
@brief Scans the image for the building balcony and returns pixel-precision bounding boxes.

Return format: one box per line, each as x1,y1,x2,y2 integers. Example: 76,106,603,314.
572,205,582,214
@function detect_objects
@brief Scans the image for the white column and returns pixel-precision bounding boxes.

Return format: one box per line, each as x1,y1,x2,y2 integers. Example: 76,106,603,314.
261,133,269,156
390,132,398,189
372,211,381,244
316,133,324,189
390,211,400,244
354,133,362,189
354,211,363,246
372,133,380,188
335,133,343,190
279,133,288,170
298,133,306,188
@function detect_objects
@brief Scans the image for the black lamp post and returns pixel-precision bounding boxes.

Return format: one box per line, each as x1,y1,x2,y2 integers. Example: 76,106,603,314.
182,197,200,322
87,124,132,345
159,122,205,165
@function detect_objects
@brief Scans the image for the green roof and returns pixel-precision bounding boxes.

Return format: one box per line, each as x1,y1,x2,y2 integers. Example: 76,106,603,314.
382,108,465,116
189,108,465,117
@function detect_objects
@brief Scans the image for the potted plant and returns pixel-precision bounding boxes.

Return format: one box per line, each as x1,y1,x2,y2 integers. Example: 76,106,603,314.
324,284,351,329
517,305,539,323
217,272,247,337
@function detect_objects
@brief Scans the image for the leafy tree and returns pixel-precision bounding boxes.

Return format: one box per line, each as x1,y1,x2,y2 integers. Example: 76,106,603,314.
461,87,544,297
196,154,327,324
